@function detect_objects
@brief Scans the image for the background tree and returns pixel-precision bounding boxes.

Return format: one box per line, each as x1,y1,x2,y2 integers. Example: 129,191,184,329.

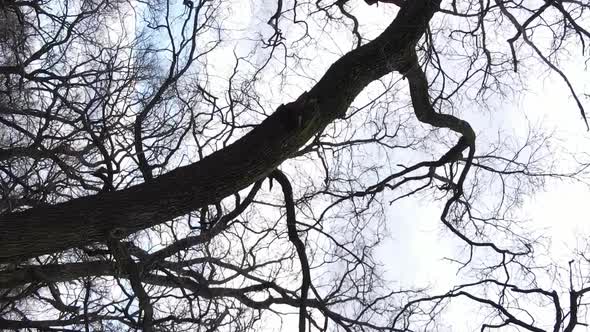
1,0,590,330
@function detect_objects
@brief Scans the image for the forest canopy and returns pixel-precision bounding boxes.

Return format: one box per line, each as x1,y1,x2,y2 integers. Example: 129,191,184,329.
1,0,590,330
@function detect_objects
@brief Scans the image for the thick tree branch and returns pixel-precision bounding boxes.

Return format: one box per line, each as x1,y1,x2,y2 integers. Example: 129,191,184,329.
0,0,442,262
0,262,113,289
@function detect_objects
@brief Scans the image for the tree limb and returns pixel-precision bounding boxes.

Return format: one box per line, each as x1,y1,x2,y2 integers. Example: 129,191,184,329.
0,0,442,262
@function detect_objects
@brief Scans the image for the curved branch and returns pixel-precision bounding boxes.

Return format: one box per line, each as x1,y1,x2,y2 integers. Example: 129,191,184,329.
270,170,311,332
108,237,153,332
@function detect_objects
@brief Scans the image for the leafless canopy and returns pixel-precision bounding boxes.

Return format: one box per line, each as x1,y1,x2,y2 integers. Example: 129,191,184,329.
1,0,590,330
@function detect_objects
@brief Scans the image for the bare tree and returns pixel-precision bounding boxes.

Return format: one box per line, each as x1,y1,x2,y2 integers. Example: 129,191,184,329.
1,0,590,330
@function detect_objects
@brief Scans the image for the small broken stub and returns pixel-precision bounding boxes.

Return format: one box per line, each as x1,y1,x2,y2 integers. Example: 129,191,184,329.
109,227,126,240
277,104,304,131
276,92,309,131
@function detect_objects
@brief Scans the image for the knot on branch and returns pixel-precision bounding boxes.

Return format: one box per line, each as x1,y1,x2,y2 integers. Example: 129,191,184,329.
275,91,324,134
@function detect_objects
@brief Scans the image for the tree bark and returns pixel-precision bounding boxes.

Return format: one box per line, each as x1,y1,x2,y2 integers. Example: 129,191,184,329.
0,0,441,262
